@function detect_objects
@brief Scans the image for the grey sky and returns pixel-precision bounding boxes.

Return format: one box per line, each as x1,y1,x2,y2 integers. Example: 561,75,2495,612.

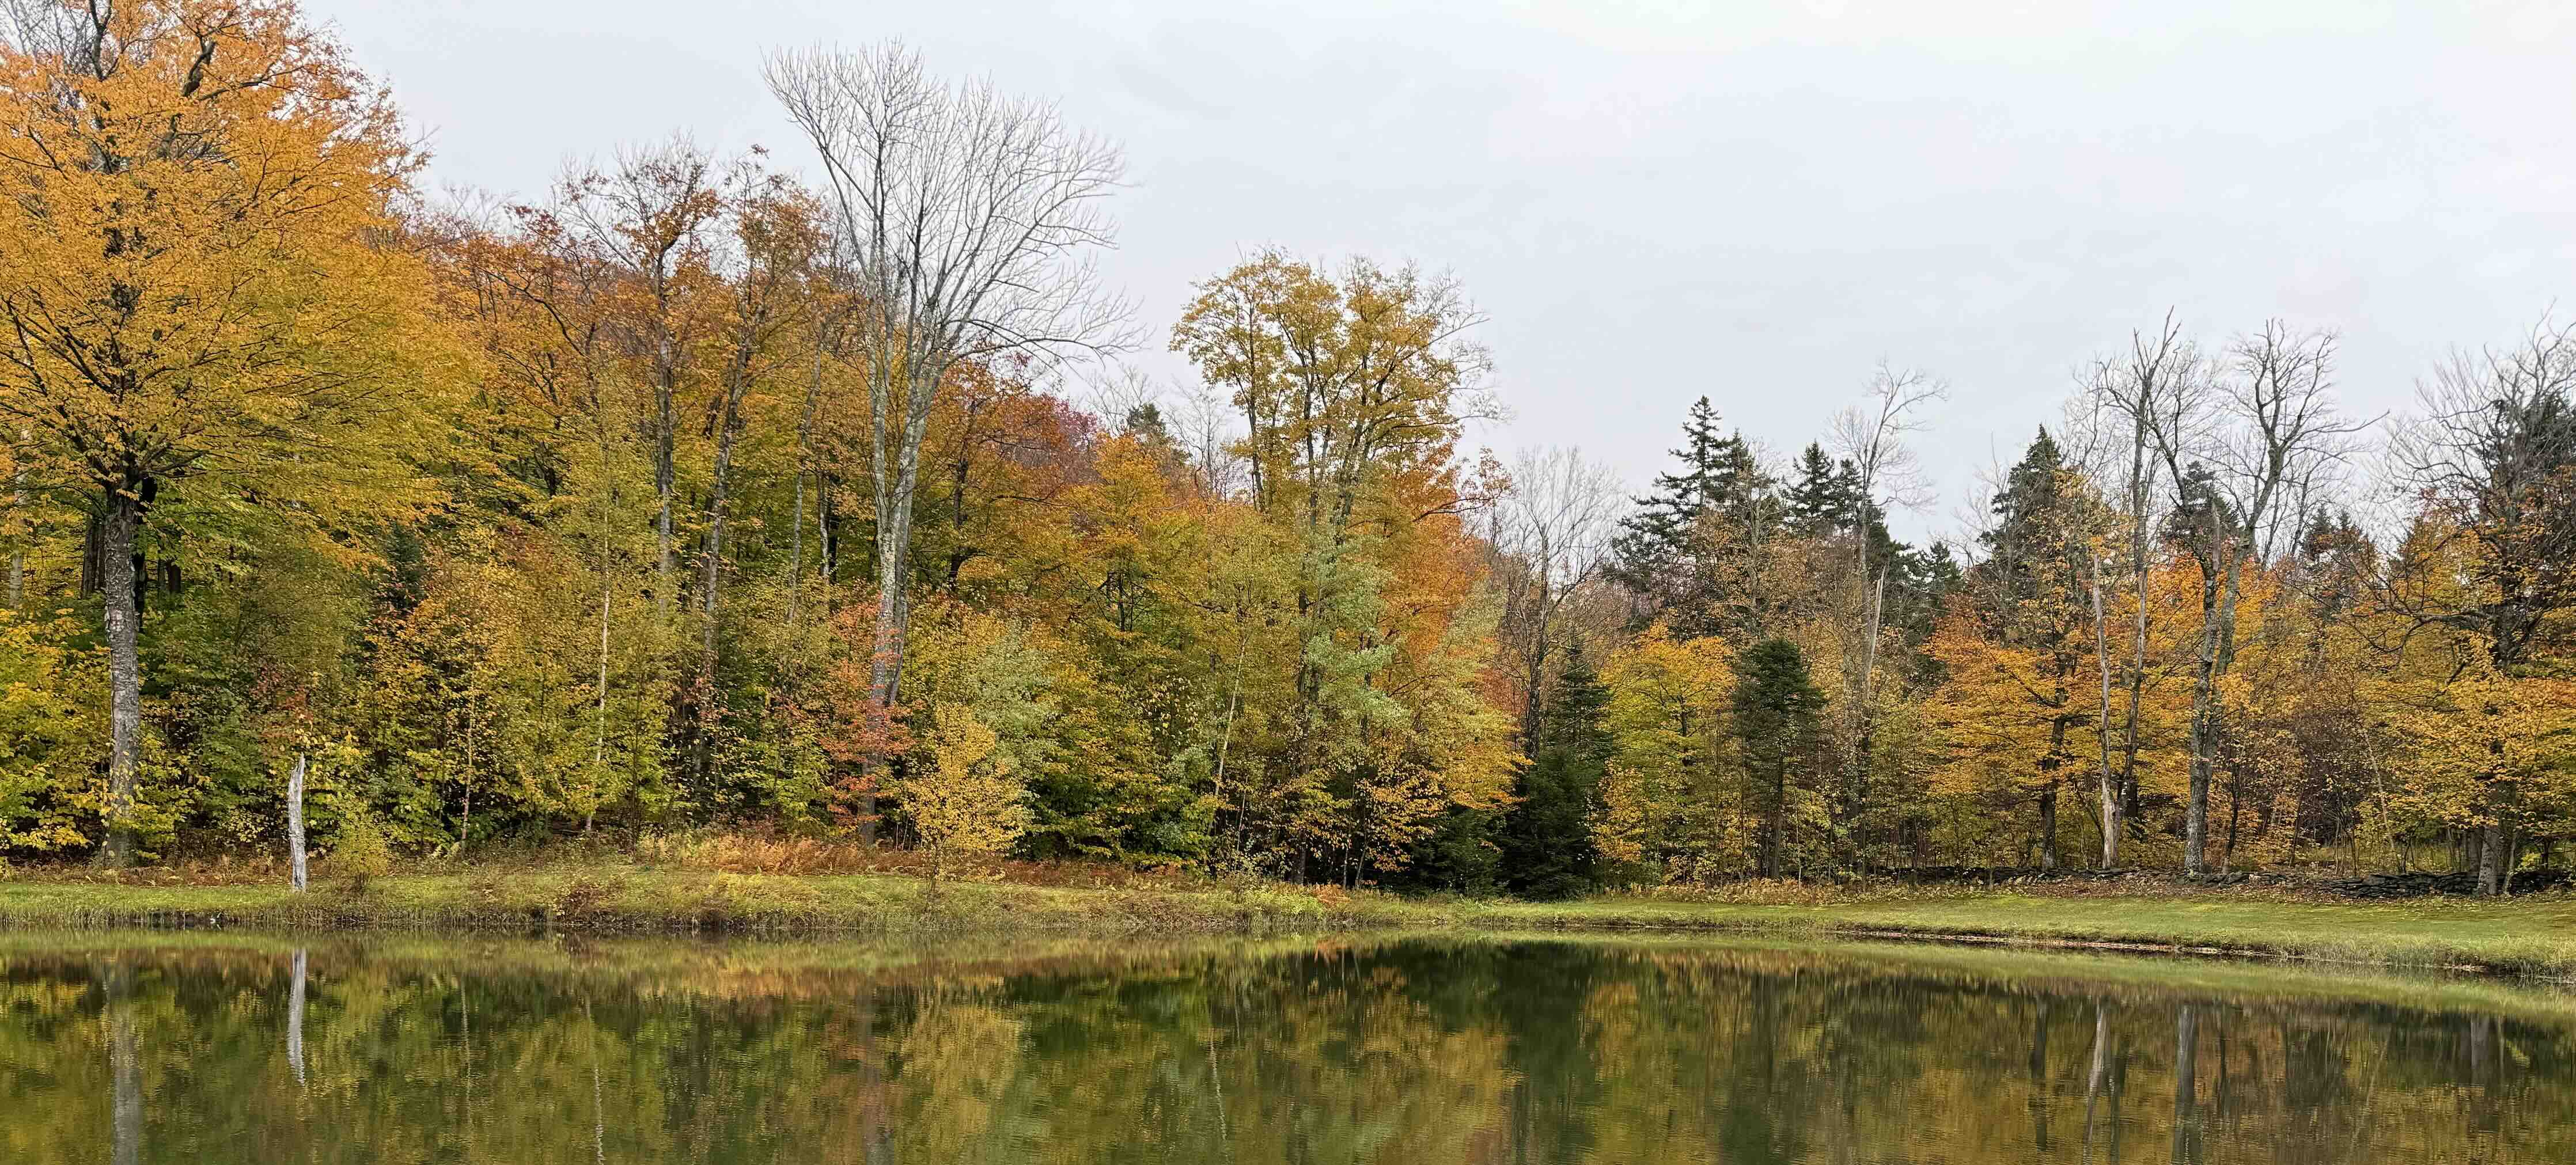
321,0,2576,543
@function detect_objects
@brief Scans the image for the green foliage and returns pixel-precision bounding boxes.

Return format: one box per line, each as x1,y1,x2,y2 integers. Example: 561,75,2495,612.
1502,648,1612,899
1734,639,1827,878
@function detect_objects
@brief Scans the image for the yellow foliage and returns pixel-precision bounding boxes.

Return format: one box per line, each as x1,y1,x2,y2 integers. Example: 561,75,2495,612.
902,704,1030,882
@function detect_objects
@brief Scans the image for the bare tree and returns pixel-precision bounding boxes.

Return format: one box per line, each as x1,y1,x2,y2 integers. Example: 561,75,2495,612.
1487,446,1626,744
2139,320,2365,874
1828,363,1946,863
2081,313,2190,868
767,43,1128,840
1082,365,1164,431
2382,317,2576,893
1174,380,1247,498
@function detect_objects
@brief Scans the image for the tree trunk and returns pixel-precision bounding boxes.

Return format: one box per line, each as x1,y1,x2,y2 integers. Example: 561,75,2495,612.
594,578,611,766
1763,760,1788,878
2184,539,2222,875
2121,416,2153,826
96,480,145,868
2037,785,2058,871
2091,551,2123,869
6,426,25,609
654,360,677,616
819,472,836,587
856,370,940,845
789,340,825,627
1847,566,1888,868
286,753,308,893
697,372,749,794
2477,823,2507,896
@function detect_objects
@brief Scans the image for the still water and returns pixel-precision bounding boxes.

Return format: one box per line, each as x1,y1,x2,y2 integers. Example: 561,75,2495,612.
3,932,2570,1163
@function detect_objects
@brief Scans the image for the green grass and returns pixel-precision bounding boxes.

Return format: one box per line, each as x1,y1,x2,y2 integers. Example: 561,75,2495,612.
1454,893,2576,977
6,866,2576,977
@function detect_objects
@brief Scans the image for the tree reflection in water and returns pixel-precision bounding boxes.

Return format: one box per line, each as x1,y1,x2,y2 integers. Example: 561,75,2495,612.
6,936,2570,1164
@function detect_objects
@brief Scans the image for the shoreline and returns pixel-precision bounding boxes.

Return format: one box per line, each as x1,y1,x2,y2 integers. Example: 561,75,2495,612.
5,866,2574,978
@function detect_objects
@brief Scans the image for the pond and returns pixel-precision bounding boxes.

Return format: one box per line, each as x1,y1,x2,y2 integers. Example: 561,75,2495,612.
3,931,2569,1163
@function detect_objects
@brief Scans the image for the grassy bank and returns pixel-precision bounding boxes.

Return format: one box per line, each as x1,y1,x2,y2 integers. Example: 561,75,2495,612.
6,864,2575,976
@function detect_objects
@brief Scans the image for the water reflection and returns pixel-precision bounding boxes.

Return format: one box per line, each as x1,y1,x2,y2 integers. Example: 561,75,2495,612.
3,936,2570,1163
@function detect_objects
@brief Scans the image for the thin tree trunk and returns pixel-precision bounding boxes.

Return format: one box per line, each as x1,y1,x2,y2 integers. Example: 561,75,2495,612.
97,480,145,868
654,351,677,616
789,340,825,628
1848,566,1888,867
2091,550,2122,868
1764,760,1788,878
819,472,836,588
594,578,612,766
697,365,750,792
6,426,25,609
286,754,308,893
2184,526,2223,875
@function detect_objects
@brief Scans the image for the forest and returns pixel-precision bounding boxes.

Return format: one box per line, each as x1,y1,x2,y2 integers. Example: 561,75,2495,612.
0,1,2570,898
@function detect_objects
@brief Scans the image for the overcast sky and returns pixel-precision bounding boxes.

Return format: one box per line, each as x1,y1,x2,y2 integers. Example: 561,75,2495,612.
318,0,2576,543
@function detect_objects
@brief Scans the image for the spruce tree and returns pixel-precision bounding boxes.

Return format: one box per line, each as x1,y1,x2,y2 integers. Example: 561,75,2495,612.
1501,647,1612,899
1733,637,1824,879
1782,443,1848,536
1975,427,2067,616
1611,396,1728,589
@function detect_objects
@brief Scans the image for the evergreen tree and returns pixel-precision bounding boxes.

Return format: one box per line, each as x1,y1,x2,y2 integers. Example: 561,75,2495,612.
1611,397,1728,590
1612,398,1772,634
1709,430,1771,525
1974,427,2068,617
1501,647,1611,898
1783,443,1850,536
1733,638,1824,878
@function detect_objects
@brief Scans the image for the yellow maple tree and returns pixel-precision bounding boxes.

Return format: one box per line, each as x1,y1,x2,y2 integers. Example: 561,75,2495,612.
0,1,450,862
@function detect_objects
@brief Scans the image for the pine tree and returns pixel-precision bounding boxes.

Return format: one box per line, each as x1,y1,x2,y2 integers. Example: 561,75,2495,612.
1501,647,1611,898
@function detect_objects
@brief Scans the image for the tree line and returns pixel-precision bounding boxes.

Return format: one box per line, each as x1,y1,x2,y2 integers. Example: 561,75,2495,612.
0,1,2568,894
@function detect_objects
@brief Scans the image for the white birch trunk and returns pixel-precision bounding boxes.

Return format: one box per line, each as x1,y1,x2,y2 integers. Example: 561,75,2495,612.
287,753,308,893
